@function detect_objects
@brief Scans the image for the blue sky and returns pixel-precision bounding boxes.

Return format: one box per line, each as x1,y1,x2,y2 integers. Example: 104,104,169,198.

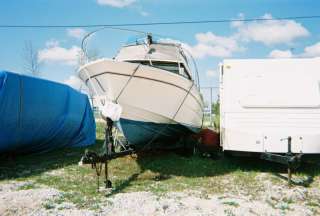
0,0,320,102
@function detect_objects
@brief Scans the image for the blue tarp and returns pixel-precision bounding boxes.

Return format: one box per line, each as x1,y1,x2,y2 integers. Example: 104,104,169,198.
0,71,96,154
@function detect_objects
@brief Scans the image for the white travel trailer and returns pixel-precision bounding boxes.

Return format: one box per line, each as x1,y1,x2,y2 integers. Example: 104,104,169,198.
220,57,320,154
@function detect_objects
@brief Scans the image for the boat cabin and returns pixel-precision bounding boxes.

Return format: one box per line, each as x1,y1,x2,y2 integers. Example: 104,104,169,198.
114,36,195,81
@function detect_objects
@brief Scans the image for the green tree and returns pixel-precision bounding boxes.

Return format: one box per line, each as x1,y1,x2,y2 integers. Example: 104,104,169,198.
211,98,220,131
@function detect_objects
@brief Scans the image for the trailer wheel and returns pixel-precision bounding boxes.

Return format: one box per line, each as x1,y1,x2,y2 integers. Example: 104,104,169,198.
105,180,112,188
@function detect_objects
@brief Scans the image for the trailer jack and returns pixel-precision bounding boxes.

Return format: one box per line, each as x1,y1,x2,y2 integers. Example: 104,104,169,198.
79,118,135,191
260,136,303,185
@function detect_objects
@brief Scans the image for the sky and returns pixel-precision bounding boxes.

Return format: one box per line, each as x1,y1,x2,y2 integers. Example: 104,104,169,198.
0,0,320,103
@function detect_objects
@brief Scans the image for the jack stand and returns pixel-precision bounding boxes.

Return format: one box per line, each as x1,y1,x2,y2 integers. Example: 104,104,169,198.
261,136,303,186
104,118,114,188
282,136,293,186
105,161,112,188
79,118,135,192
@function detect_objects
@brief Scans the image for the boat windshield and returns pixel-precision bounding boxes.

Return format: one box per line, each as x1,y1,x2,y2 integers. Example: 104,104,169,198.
128,60,191,79
126,35,162,46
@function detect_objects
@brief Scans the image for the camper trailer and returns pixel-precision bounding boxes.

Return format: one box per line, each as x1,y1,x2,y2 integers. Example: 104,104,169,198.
220,57,320,155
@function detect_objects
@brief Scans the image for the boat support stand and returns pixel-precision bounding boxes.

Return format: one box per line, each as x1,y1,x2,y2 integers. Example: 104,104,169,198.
79,118,135,191
260,136,303,185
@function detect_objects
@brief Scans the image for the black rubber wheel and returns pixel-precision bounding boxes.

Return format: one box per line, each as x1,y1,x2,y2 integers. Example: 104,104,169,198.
105,180,112,188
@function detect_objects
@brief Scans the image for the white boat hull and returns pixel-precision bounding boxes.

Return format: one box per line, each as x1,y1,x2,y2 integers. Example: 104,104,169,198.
79,59,204,146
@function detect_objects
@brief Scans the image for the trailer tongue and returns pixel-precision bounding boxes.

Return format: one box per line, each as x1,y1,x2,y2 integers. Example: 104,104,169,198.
79,118,220,190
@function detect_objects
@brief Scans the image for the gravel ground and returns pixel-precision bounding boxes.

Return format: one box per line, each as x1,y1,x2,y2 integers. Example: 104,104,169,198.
0,177,319,216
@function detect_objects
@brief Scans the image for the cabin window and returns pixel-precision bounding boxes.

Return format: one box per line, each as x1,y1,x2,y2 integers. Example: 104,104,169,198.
149,62,179,74
128,60,191,79
152,62,191,79
178,65,190,79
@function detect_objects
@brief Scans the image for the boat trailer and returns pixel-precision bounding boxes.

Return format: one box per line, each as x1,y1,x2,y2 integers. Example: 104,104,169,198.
79,118,221,190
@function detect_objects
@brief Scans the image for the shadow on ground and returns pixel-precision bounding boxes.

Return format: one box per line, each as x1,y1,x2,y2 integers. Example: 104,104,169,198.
0,139,105,181
1,139,320,191
137,150,319,177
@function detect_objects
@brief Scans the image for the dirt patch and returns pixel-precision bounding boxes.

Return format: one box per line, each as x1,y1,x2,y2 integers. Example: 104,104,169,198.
0,181,59,216
1,175,319,216
0,181,96,216
100,189,316,216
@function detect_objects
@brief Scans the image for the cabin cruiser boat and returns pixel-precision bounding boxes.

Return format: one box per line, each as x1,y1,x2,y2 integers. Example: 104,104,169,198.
79,35,204,149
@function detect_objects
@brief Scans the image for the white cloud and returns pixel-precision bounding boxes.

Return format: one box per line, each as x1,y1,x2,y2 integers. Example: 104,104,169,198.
269,42,320,58
45,39,60,47
67,28,87,39
64,75,85,90
38,41,81,65
161,32,244,59
302,42,320,57
269,49,293,58
191,32,244,58
140,11,149,17
206,70,217,77
230,13,245,28
233,13,309,45
97,0,136,8
162,13,310,60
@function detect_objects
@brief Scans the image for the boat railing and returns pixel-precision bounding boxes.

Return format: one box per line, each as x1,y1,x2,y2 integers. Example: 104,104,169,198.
182,47,200,89
80,28,201,89
80,26,147,65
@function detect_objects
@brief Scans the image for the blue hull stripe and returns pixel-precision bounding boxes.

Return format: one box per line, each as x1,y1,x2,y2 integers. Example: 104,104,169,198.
119,118,200,148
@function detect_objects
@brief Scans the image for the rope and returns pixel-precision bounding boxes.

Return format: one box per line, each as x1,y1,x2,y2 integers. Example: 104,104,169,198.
115,64,141,102
18,75,23,145
94,162,103,176
83,67,104,105
93,162,103,191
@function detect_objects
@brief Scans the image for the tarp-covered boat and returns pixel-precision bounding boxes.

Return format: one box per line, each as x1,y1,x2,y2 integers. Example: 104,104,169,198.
0,71,96,154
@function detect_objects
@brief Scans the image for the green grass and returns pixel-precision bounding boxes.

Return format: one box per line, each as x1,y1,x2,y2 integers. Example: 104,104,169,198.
1,122,320,208
16,182,38,190
307,201,320,207
202,114,220,131
222,201,240,207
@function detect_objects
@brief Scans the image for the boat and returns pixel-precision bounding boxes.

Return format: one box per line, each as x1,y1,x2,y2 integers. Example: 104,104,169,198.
78,34,204,150
0,71,96,154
